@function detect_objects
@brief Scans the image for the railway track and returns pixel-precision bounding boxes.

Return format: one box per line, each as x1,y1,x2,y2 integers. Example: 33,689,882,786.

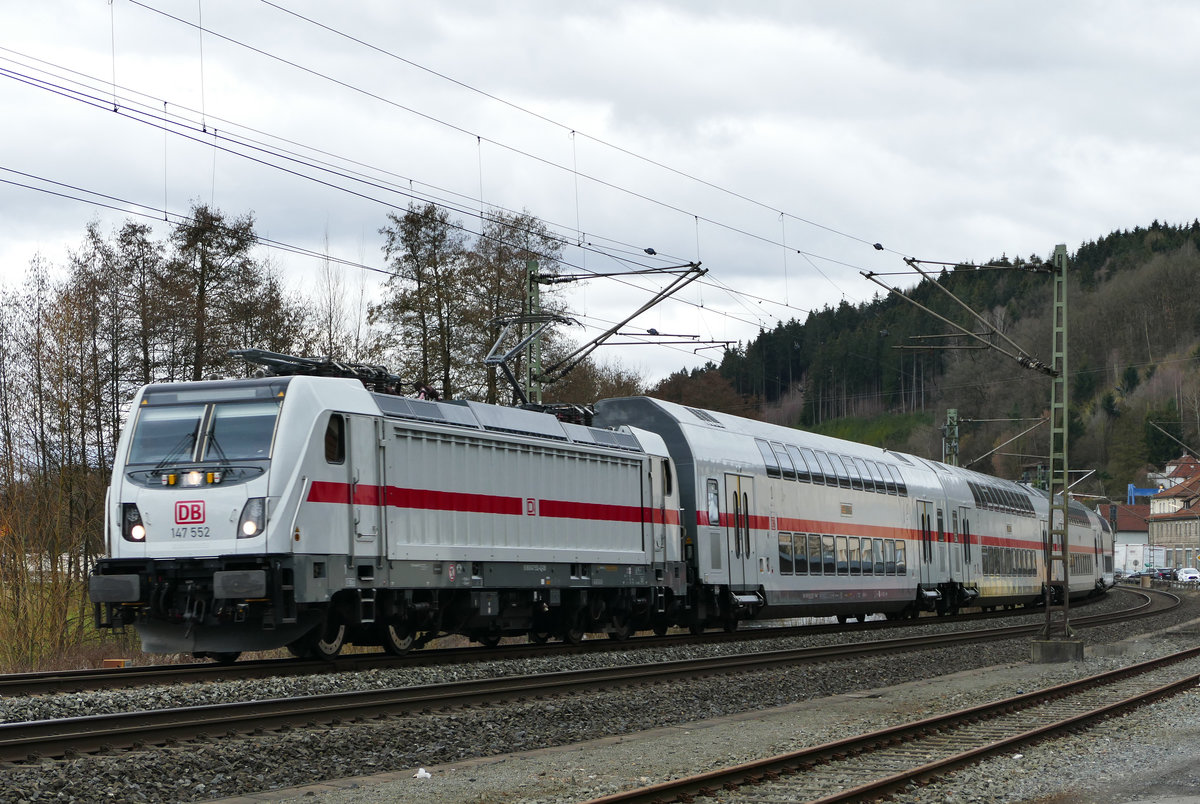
0,588,1172,763
584,643,1200,804
0,589,1145,696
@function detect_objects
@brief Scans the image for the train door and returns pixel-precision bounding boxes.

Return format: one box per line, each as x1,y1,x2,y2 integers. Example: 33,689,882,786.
936,508,948,577
948,508,961,580
725,473,755,591
649,458,671,574
957,506,974,585
346,414,382,560
916,499,935,587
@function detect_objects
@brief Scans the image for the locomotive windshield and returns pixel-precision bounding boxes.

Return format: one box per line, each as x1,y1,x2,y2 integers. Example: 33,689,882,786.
127,400,282,465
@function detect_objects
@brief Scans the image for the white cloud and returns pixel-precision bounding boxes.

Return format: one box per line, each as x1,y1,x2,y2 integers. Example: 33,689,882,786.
3,1,1200,383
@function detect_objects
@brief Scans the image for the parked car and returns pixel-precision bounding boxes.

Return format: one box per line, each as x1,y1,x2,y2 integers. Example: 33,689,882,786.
1123,571,1143,582
1155,567,1177,580
1175,568,1200,582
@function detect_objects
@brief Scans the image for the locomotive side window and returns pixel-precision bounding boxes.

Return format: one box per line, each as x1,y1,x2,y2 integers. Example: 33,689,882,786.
324,414,345,464
794,533,808,574
847,536,861,575
706,479,720,526
786,445,811,483
778,532,794,574
756,439,781,479
895,540,907,574
873,537,885,573
885,464,907,496
809,534,822,574
883,539,896,574
662,459,673,496
860,538,874,575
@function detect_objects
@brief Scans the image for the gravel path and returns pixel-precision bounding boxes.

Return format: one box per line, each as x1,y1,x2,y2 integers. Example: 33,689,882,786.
2,589,1194,804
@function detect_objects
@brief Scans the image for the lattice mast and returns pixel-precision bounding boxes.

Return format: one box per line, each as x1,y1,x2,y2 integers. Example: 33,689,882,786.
1041,244,1073,639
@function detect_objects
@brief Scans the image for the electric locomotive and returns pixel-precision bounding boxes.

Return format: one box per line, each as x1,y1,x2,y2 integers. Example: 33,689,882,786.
90,364,684,660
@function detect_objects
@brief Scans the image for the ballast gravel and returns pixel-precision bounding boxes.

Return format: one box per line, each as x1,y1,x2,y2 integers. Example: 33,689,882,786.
1,589,1198,804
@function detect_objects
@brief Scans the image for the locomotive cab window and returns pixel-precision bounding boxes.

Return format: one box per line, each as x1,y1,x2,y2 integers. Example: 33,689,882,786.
127,399,282,465
662,459,673,496
325,414,345,464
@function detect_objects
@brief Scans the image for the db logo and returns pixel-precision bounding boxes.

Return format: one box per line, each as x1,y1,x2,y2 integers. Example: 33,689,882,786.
176,501,205,524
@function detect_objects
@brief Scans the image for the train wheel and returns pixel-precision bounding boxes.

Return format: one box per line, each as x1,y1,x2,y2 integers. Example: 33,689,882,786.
478,633,502,648
652,621,669,637
311,615,347,660
562,607,586,645
379,622,415,656
210,651,241,664
528,629,551,644
289,612,347,660
608,614,633,641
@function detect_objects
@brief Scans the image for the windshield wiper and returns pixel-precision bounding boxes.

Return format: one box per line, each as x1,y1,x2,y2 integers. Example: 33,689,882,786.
151,429,198,474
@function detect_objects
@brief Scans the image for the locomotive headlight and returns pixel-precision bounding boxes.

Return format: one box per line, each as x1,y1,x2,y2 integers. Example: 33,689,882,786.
238,497,266,538
122,503,146,542
182,471,204,487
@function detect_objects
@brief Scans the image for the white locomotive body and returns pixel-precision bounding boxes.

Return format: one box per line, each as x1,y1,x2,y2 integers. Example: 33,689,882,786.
90,368,1112,660
91,375,683,658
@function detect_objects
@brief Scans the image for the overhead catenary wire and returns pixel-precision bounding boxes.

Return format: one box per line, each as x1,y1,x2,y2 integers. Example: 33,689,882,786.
123,1,881,303
0,55,829,331
2,2,918,365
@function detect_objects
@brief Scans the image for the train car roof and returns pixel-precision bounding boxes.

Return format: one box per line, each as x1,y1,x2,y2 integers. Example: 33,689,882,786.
137,375,649,455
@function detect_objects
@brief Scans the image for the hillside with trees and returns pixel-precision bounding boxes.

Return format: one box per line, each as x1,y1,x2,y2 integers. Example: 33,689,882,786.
677,220,1200,502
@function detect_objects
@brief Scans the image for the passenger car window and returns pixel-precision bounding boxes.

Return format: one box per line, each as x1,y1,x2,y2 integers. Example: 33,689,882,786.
778,532,794,574
786,445,811,483
756,439,781,479
772,442,796,480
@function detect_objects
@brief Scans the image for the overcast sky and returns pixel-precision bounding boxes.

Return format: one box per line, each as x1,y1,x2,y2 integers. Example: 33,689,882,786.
3,1,1198,384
